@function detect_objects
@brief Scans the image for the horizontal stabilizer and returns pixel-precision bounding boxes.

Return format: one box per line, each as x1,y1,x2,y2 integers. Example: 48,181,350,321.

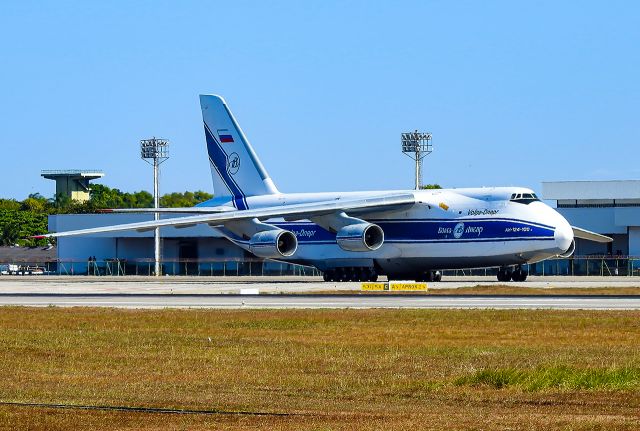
572,226,613,243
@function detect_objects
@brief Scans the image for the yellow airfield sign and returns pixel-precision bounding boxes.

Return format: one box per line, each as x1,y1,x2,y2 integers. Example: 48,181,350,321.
361,282,388,291
389,282,428,291
361,282,428,292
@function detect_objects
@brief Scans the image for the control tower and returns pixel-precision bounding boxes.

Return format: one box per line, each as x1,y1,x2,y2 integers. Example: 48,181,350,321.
41,170,105,202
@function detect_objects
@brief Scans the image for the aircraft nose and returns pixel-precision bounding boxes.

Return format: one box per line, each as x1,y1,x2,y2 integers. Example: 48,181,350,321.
554,217,574,254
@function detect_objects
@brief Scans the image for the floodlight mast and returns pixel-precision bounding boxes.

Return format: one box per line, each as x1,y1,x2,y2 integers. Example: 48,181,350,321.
401,130,432,190
140,138,170,276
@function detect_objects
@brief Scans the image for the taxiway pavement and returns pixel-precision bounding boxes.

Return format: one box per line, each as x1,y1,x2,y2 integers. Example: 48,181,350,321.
1,276,639,309
1,275,640,295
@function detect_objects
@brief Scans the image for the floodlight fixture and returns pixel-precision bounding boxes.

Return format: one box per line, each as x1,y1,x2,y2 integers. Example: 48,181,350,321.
401,130,432,190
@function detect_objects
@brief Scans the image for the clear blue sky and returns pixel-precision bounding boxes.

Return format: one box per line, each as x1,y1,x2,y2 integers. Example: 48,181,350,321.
1,1,638,200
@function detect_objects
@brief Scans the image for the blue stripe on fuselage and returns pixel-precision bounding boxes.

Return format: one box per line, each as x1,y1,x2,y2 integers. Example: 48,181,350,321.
369,217,556,230
270,219,555,244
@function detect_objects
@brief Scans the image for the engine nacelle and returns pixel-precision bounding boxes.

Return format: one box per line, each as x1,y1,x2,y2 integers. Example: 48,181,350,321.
336,223,384,252
249,229,298,258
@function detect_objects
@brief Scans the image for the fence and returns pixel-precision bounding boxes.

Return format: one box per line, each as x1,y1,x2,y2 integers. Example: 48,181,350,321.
444,256,638,277
1,256,640,277
1,258,321,277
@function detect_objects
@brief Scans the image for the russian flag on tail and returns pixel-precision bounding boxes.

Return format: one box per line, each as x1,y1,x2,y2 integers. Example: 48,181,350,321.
217,129,234,143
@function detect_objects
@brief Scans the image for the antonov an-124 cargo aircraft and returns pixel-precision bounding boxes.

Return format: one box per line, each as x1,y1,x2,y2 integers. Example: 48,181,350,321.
35,95,612,282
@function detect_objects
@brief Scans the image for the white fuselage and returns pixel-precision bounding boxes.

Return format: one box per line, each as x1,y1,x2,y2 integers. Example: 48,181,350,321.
201,186,573,278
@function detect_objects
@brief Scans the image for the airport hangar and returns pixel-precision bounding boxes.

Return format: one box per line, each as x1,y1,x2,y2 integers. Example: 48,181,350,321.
542,180,639,257
45,180,640,274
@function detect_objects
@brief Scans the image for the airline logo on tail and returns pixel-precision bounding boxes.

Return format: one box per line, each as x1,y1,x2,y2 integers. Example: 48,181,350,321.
217,129,234,143
227,153,240,175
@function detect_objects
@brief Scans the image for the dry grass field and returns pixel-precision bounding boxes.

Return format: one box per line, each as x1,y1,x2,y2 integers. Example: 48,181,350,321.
0,307,638,430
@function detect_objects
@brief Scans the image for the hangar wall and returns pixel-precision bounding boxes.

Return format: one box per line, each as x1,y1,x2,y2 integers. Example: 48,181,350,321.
629,227,640,257
543,180,640,257
49,214,247,271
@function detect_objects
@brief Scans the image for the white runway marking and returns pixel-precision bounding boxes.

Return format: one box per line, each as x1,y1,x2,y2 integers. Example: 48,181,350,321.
1,294,639,310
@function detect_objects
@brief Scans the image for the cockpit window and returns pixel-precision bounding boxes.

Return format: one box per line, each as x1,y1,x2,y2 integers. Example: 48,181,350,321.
510,192,540,204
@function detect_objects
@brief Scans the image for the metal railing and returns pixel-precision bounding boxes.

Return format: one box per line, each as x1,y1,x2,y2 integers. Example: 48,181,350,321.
1,256,640,277
444,256,638,277
1,258,321,277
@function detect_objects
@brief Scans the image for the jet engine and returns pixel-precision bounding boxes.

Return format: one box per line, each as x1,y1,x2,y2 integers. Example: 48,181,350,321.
249,229,298,258
335,223,384,252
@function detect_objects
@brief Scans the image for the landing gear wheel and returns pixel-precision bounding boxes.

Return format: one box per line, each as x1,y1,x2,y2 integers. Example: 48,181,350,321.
323,271,332,282
325,267,380,282
365,268,378,282
433,271,442,282
348,268,359,282
497,268,513,282
512,268,528,282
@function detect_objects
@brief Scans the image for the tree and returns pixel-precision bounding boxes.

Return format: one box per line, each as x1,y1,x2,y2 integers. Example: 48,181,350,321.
160,191,213,208
421,184,442,189
28,193,46,200
0,221,20,246
0,186,215,246
89,184,154,209
0,209,48,246
0,199,21,211
21,197,46,212
52,192,71,209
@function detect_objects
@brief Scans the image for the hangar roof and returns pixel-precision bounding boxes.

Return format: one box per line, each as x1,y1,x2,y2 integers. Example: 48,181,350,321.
542,180,640,200
0,246,56,263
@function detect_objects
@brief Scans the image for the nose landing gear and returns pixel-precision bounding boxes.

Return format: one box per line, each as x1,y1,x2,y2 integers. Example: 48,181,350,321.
415,271,442,282
497,266,528,282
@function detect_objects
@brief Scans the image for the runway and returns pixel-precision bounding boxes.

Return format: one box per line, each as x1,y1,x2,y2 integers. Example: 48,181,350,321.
1,293,640,309
1,276,640,309
2,275,640,294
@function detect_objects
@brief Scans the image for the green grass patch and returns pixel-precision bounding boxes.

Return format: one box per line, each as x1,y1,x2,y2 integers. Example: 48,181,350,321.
1,308,639,429
455,365,640,391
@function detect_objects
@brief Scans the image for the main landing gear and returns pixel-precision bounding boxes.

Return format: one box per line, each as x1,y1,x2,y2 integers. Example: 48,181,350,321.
415,271,442,282
497,266,528,282
322,267,378,282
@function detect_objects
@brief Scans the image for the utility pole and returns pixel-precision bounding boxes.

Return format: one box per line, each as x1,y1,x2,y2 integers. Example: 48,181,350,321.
140,138,169,276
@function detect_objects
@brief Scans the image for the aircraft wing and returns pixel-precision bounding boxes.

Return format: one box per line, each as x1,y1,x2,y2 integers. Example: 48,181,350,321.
33,193,416,238
99,206,235,214
572,226,613,243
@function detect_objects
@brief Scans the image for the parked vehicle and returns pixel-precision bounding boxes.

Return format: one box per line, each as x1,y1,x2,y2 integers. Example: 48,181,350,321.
0,264,45,275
